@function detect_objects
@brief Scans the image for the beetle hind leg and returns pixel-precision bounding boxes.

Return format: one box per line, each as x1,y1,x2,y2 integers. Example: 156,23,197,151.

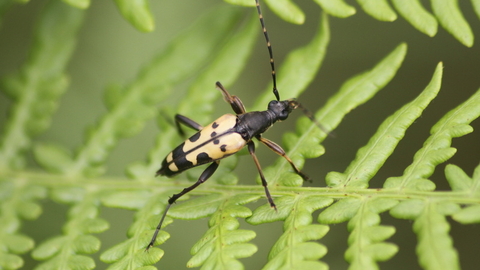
146,161,220,251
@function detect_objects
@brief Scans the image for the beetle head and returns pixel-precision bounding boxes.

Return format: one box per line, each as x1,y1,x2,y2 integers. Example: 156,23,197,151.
267,99,299,121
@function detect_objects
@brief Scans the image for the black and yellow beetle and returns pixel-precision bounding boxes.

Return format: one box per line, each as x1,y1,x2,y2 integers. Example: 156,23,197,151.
146,0,327,250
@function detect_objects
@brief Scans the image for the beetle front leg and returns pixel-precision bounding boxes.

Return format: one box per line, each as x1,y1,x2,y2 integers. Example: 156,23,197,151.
256,135,311,181
247,141,276,210
146,161,220,251
215,81,246,115
175,114,204,138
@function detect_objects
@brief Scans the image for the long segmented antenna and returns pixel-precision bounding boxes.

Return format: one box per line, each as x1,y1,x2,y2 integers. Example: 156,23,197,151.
255,0,280,101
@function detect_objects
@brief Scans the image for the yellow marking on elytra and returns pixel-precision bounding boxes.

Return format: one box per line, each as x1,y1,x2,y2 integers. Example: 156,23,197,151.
168,162,178,172
182,114,246,165
185,133,245,165
166,152,173,163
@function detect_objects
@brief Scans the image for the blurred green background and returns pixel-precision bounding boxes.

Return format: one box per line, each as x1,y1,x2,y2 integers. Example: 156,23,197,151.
1,0,479,269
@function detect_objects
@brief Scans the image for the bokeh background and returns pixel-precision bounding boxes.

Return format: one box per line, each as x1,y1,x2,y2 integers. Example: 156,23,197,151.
1,0,479,269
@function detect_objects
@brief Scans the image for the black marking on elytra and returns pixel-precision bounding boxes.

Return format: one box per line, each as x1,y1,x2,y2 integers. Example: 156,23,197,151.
158,142,194,177
173,155,193,173
189,132,201,143
196,152,210,163
172,142,186,159
213,139,220,145
212,122,219,128
220,144,227,152
211,131,217,137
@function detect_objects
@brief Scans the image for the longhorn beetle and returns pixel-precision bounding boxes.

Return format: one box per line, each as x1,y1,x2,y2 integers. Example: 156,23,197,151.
146,0,327,250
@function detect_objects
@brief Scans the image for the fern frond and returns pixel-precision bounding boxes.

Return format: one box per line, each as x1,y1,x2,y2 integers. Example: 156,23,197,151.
319,197,399,270
249,195,333,270
385,88,480,190
264,43,407,188
0,1,83,171
263,0,305,24
357,0,397,21
385,89,480,270
327,62,443,188
431,0,474,47
101,190,170,269
391,199,461,270
391,0,438,37
62,0,89,9
227,0,474,47
314,0,356,18
0,2,83,269
0,182,45,270
345,198,398,270
113,0,154,32
32,188,109,270
183,194,259,269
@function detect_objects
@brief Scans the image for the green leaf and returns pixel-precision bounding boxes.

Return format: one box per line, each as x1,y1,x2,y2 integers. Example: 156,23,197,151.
445,164,476,192
357,0,397,21
313,0,356,18
252,195,332,270
102,190,152,210
187,194,258,269
224,0,255,7
264,0,305,25
0,181,46,270
101,191,171,268
327,62,442,188
391,0,438,37
345,198,398,270
62,0,90,9
452,205,480,224
33,190,108,270
390,199,425,219
267,43,407,188
431,0,474,47
385,88,480,190
113,0,154,32
447,163,480,223
0,251,24,269
33,142,74,174
414,202,460,270
473,0,480,19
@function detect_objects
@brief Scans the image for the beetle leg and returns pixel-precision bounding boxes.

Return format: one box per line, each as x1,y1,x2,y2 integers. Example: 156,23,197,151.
175,114,204,138
216,81,246,115
146,161,220,251
256,135,311,182
247,141,276,210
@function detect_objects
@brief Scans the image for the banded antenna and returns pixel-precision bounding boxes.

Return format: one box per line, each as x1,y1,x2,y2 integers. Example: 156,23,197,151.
255,0,280,101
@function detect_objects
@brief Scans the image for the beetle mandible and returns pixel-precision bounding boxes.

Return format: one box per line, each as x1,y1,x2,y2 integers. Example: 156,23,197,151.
146,0,327,250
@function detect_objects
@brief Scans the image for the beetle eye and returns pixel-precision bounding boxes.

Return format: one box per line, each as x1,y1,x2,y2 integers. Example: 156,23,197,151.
278,110,289,120
267,100,278,110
